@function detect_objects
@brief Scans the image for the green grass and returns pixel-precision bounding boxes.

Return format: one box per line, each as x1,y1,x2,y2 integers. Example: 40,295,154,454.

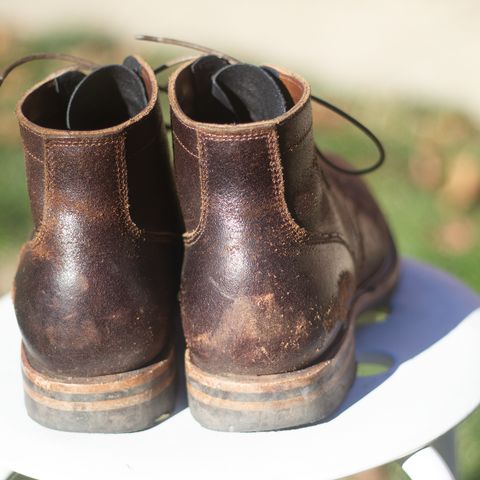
0,29,478,480
0,146,31,249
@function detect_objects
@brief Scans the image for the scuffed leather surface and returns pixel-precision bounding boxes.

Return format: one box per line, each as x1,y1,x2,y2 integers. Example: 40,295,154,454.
14,58,182,377
170,63,396,376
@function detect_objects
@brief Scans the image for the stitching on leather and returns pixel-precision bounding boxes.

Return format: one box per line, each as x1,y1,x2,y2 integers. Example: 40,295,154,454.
313,152,359,259
266,130,308,243
176,127,312,150
29,141,51,249
22,124,158,158
183,130,308,245
173,131,199,159
22,145,44,164
20,123,45,139
20,125,46,166
172,113,196,132
183,132,208,246
46,140,120,146
179,130,352,250
286,124,313,152
28,136,156,158
270,136,352,249
31,137,146,248
114,135,145,240
202,132,269,141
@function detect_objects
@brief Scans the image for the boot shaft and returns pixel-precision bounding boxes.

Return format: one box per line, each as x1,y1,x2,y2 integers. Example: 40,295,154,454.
170,65,320,244
18,61,180,238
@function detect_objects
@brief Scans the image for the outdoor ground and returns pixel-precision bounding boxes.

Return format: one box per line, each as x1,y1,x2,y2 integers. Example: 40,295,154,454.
0,30,478,480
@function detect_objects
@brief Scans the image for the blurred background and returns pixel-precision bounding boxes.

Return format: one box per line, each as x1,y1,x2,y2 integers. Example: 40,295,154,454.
0,1,478,479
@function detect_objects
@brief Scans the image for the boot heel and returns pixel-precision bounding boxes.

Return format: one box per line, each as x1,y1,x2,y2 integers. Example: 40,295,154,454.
185,324,356,432
21,343,176,433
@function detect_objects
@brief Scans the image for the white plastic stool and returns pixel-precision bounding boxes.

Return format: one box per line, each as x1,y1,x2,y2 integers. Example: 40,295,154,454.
0,259,479,480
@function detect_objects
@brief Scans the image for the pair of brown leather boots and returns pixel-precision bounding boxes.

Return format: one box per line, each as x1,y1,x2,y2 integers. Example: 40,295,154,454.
3,39,399,433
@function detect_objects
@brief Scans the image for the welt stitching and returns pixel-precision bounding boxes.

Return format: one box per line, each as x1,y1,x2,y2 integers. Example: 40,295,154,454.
173,131,199,159
183,133,208,246
266,130,308,243
114,135,145,240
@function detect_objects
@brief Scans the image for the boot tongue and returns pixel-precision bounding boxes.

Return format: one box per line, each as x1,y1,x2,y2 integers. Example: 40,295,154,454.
190,55,235,123
189,57,294,124
211,63,294,123
66,56,148,130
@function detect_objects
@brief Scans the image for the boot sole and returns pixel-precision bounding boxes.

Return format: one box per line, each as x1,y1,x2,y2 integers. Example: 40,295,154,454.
185,253,399,432
21,343,176,433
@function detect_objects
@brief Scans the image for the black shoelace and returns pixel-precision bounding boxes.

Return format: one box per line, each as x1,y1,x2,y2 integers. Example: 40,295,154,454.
0,52,97,86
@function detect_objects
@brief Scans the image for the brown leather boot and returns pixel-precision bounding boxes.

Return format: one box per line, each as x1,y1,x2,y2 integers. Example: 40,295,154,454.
168,55,399,431
4,54,182,432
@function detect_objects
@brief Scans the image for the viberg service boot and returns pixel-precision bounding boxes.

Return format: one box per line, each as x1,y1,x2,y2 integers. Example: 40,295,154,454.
6,54,182,432
168,55,399,431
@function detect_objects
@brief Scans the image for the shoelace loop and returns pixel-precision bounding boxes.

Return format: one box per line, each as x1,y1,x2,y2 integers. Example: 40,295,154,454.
311,94,385,175
138,35,385,175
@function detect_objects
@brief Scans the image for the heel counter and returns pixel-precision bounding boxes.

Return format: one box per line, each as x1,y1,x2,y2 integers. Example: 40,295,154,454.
182,237,355,376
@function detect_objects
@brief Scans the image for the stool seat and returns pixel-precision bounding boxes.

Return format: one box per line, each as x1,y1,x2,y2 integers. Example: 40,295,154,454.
0,258,479,480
